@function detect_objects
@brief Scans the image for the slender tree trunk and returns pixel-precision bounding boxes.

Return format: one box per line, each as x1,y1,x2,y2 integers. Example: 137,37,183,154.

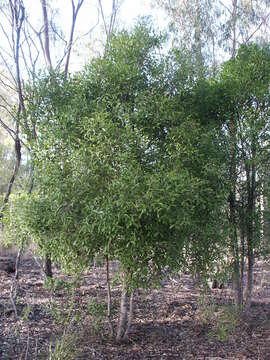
64,0,85,78
229,121,243,309
240,221,245,297
28,162,35,195
233,219,243,311
14,247,22,280
246,247,254,309
39,0,53,279
40,0,52,68
245,159,256,310
194,0,203,76
123,290,134,341
261,174,265,246
245,219,254,310
0,136,21,218
98,0,120,49
231,0,238,59
238,197,246,300
105,255,114,338
44,255,52,278
232,243,243,309
116,273,128,343
230,194,243,308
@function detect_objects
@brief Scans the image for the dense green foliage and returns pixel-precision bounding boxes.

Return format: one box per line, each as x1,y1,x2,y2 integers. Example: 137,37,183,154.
2,24,229,285
3,23,270,312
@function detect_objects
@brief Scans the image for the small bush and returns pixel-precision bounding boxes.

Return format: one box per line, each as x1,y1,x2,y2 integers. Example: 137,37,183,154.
198,295,239,342
48,330,79,360
44,277,78,295
209,305,239,342
86,299,107,317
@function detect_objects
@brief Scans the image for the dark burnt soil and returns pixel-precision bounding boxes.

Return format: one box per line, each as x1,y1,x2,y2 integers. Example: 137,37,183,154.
1,256,270,359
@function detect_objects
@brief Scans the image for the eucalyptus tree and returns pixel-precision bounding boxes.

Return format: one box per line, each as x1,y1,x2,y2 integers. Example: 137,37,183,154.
154,0,219,75
154,0,270,71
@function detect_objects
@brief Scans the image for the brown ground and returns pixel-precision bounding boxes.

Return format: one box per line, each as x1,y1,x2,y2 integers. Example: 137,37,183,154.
1,255,270,359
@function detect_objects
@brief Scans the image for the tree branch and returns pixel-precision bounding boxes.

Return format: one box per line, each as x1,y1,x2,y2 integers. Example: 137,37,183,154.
40,0,52,68
64,0,85,78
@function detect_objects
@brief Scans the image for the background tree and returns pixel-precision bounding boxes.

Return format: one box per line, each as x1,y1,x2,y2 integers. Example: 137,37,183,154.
0,0,89,281
154,0,220,74
220,44,270,309
153,0,270,70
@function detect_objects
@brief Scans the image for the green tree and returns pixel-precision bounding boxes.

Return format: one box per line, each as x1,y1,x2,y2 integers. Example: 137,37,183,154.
170,43,270,310
14,23,228,341
220,44,270,309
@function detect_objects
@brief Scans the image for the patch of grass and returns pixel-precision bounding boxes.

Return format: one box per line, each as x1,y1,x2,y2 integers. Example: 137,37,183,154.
44,277,79,295
85,298,108,336
86,298,107,317
48,330,80,360
21,304,32,322
111,272,122,287
209,305,240,342
92,253,105,267
48,297,82,328
46,296,83,359
198,295,239,342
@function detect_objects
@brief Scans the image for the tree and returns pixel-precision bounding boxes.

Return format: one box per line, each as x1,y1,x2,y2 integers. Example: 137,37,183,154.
169,42,270,310
153,0,270,71
0,0,89,284
14,23,229,341
219,44,270,309
154,0,219,74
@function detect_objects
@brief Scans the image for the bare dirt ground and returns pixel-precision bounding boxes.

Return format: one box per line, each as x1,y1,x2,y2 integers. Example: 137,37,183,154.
1,255,270,359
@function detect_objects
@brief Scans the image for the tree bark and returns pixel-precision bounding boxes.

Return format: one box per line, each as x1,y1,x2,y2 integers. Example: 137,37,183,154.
231,0,238,59
40,0,52,68
229,114,243,309
0,136,21,218
44,254,53,278
105,255,114,338
240,220,245,298
116,273,128,343
123,290,134,341
246,246,254,310
230,193,243,309
64,0,85,78
233,256,243,309
245,158,256,310
194,0,203,75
